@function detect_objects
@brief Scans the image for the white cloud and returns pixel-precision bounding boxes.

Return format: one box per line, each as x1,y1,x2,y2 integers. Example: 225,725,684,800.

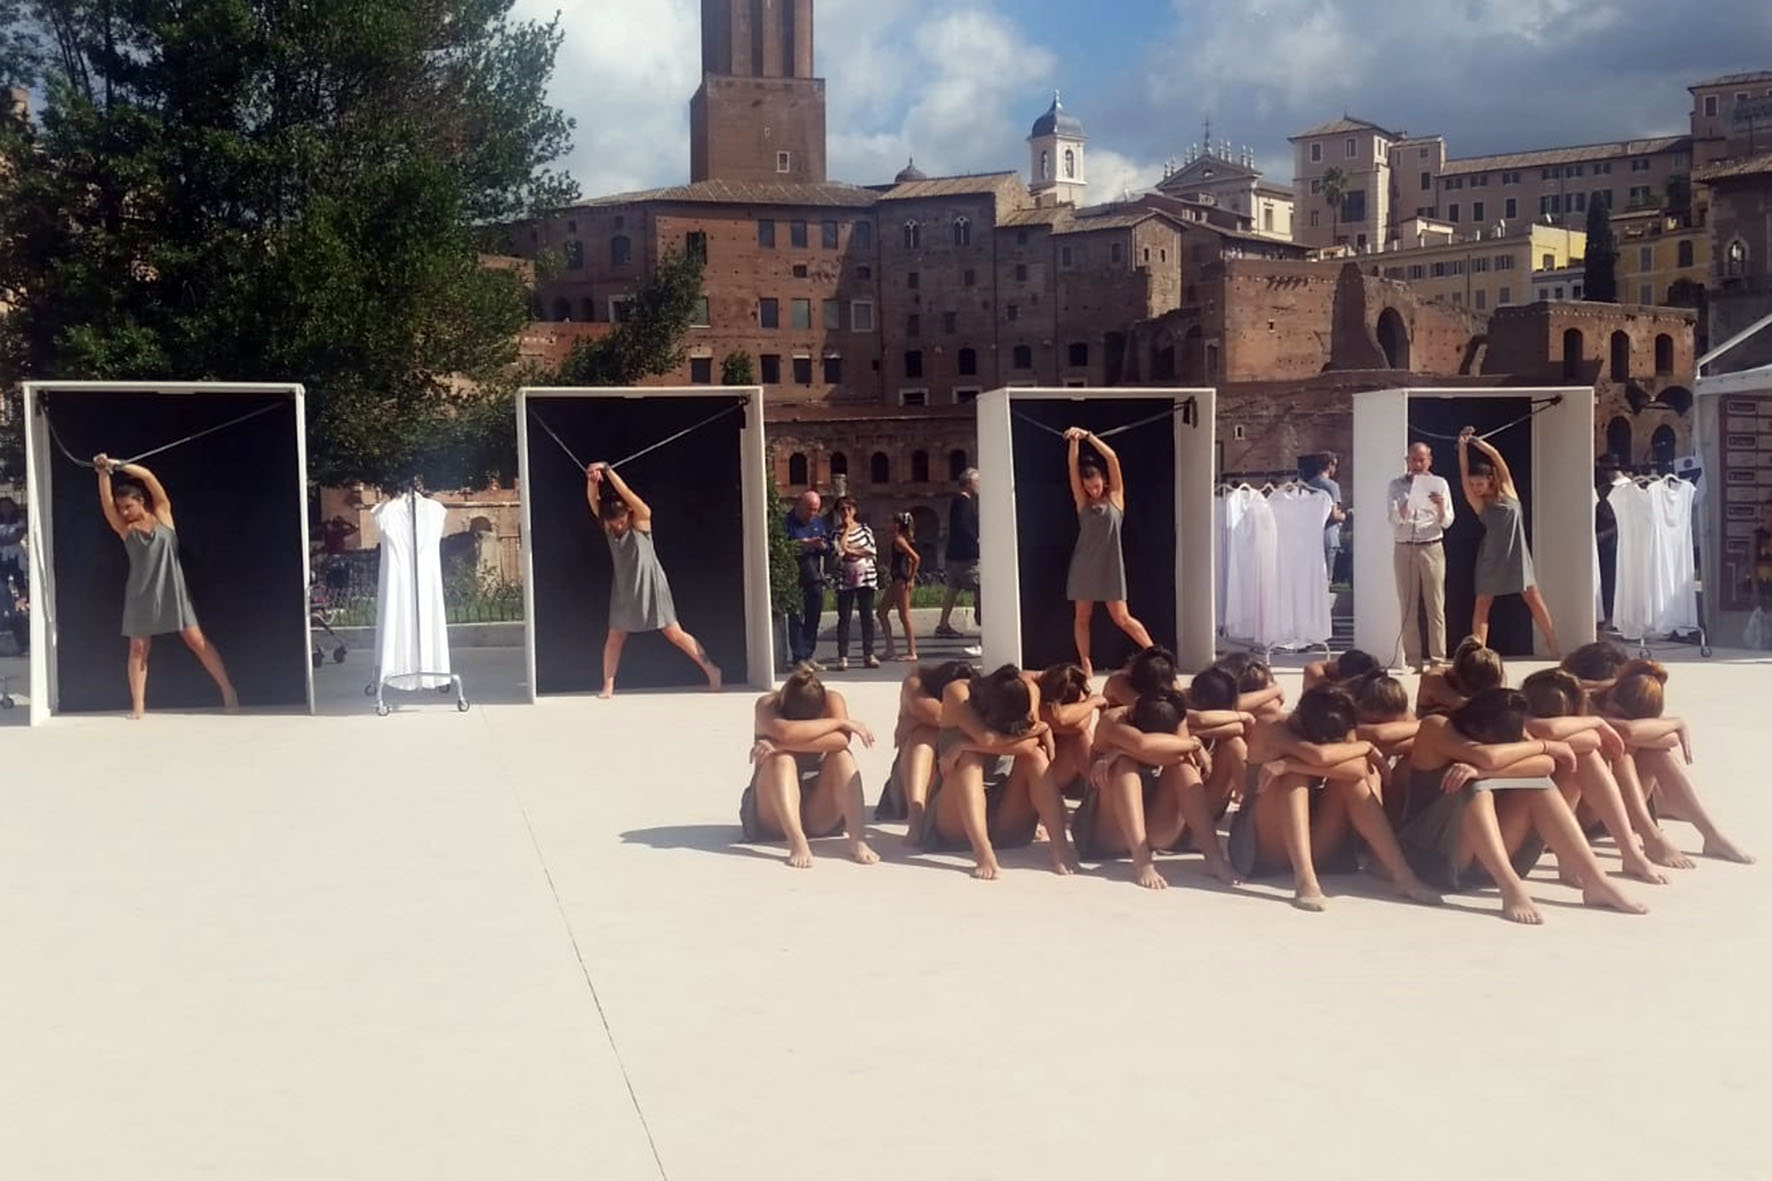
1087,148,1164,203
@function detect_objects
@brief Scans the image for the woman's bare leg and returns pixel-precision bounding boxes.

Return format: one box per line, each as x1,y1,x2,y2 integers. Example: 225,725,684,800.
1251,771,1324,910
1326,773,1442,904
1634,748,1754,863
1105,600,1154,652
754,753,814,868
660,622,722,690
897,584,917,660
1072,600,1095,678
1520,586,1560,659
1104,758,1164,889
1563,752,1666,884
875,591,895,659
1460,791,1543,924
600,629,627,698
807,749,877,865
935,754,999,880
899,734,938,846
1014,748,1073,875
1172,764,1238,884
179,626,237,711
127,635,151,719
1524,788,1648,913
1472,594,1494,648
1613,753,1695,869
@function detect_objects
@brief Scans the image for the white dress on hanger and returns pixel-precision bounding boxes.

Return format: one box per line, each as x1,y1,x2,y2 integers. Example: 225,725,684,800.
1221,487,1279,644
1267,484,1333,648
1609,482,1655,640
1592,488,1604,625
373,494,452,689
1650,478,1699,634
1213,494,1227,631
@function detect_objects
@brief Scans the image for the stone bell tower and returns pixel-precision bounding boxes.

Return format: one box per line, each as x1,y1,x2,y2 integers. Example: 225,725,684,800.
690,0,828,184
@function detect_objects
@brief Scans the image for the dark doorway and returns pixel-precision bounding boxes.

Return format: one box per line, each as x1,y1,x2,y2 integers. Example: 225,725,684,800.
1378,308,1411,369
1407,396,1536,656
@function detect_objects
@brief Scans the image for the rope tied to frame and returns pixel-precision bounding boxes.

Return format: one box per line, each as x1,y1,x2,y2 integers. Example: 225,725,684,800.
1410,395,1564,444
1012,395,1199,441
528,400,746,474
41,400,285,470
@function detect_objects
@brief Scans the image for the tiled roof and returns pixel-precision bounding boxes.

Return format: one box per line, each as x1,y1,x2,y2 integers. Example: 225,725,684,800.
1440,135,1690,175
1289,115,1403,141
575,180,880,209
1053,210,1159,234
1696,151,1772,182
875,172,1021,201
1690,71,1772,91
999,207,1070,228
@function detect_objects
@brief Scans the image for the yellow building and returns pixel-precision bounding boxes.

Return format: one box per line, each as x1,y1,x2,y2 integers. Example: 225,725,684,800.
1612,209,1709,307
1369,221,1586,312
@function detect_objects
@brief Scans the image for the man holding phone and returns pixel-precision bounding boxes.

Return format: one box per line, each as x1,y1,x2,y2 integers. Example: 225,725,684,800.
1388,442,1455,671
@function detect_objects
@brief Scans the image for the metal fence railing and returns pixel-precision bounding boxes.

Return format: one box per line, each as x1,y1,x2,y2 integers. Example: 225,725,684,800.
311,538,524,631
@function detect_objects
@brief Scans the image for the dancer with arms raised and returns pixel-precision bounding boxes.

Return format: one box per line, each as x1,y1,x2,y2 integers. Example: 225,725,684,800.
1064,427,1153,677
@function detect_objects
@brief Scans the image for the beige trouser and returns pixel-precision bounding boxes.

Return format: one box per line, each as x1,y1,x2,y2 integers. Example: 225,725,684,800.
1393,541,1447,666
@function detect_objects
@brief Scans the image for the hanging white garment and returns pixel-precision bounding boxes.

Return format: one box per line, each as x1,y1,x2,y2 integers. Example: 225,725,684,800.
373,494,452,689
1649,477,1699,634
1609,482,1656,641
1266,484,1333,648
1221,487,1279,645
1592,488,1604,625
1213,493,1227,631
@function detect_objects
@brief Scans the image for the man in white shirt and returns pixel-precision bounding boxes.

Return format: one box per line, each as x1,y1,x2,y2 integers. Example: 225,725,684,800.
1387,442,1455,670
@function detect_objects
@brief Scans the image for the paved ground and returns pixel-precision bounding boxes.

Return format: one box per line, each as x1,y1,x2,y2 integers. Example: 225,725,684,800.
3,642,1768,1180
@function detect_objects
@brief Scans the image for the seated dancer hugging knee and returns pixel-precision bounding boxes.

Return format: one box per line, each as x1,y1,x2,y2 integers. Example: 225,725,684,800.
1215,651,1287,720
1106,649,1253,830
1519,669,1669,885
877,659,977,839
1416,636,1503,718
1398,688,1646,924
1591,657,1752,865
587,463,721,697
1350,672,1417,825
1233,686,1442,912
1038,662,1107,803
1302,647,1381,692
920,664,1071,879
741,666,879,869
1079,689,1239,889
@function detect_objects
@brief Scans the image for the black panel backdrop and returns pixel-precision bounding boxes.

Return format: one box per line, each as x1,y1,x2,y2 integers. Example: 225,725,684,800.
1011,398,1181,673
1406,396,1535,656
526,395,748,695
43,391,307,712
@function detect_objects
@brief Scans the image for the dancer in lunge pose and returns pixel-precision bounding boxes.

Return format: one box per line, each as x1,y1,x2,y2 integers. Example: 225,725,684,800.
587,463,721,698
93,455,237,719
1457,428,1559,657
740,666,879,868
1063,427,1152,676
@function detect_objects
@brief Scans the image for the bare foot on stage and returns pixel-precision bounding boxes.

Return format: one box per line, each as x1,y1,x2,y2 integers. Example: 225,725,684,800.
786,841,815,869
1393,878,1444,906
1050,845,1079,876
848,839,880,866
1133,863,1167,890
705,665,723,692
1702,834,1755,864
1621,854,1670,885
127,710,145,721
598,682,615,700
1291,890,1328,913
222,689,239,714
1642,831,1696,870
903,806,925,848
1583,877,1649,915
1500,886,1543,925
1202,857,1241,887
972,856,1002,881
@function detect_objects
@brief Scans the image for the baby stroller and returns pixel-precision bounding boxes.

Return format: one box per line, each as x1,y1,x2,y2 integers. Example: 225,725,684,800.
309,565,349,670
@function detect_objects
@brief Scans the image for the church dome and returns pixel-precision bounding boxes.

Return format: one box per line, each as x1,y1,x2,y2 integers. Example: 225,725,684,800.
895,157,927,183
1031,91,1083,138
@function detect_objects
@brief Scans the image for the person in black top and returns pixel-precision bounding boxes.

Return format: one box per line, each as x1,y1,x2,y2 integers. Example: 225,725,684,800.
937,468,981,644
877,512,921,661
1595,455,1622,626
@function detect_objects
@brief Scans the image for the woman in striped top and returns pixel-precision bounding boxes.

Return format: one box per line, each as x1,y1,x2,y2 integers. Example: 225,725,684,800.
832,497,879,671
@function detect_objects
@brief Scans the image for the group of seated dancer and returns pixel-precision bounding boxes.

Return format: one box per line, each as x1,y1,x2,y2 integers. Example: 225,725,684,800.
740,637,1750,923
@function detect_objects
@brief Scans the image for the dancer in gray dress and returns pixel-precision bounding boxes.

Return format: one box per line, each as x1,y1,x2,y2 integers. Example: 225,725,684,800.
93,455,237,719
586,463,722,698
1456,428,1561,658
1063,427,1154,677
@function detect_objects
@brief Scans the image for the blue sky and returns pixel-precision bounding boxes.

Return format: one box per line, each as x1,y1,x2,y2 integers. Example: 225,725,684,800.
524,0,1771,202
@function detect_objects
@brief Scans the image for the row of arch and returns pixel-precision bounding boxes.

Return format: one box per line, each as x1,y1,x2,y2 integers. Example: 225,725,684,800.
1604,416,1680,467
562,237,629,270
1565,328,1678,381
786,448,971,488
902,218,973,250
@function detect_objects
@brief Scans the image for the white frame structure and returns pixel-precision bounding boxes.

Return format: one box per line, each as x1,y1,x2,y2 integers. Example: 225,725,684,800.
1352,385,1595,663
21,381,313,727
975,386,1218,672
1694,315,1772,647
516,385,772,698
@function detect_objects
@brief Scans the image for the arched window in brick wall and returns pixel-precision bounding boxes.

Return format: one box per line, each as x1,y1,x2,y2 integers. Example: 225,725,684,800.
565,240,584,269
788,452,809,486
948,449,968,482
1562,328,1585,380
1610,331,1632,381
904,221,922,249
829,451,849,478
911,450,930,483
1650,425,1676,470
870,452,891,483
610,235,631,266
953,217,971,247
1605,417,1633,465
550,297,570,321
1654,333,1675,376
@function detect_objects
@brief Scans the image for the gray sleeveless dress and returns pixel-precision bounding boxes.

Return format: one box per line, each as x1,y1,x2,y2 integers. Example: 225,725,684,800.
1475,495,1535,596
607,527,677,633
122,523,199,637
1066,501,1129,602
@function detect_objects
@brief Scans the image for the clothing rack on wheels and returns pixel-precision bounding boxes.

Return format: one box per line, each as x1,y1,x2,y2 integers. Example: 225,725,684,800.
1214,477,1335,664
367,482,470,715
1605,471,1712,660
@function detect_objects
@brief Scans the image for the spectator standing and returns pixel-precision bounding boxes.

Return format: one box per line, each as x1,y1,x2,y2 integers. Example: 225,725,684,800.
784,490,830,667
937,468,982,656
1302,452,1346,583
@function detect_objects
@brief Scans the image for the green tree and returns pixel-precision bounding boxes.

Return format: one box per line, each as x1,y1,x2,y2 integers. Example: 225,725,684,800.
1322,166,1348,245
720,350,756,385
765,473,800,620
0,0,577,489
555,250,705,386
1584,194,1619,303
